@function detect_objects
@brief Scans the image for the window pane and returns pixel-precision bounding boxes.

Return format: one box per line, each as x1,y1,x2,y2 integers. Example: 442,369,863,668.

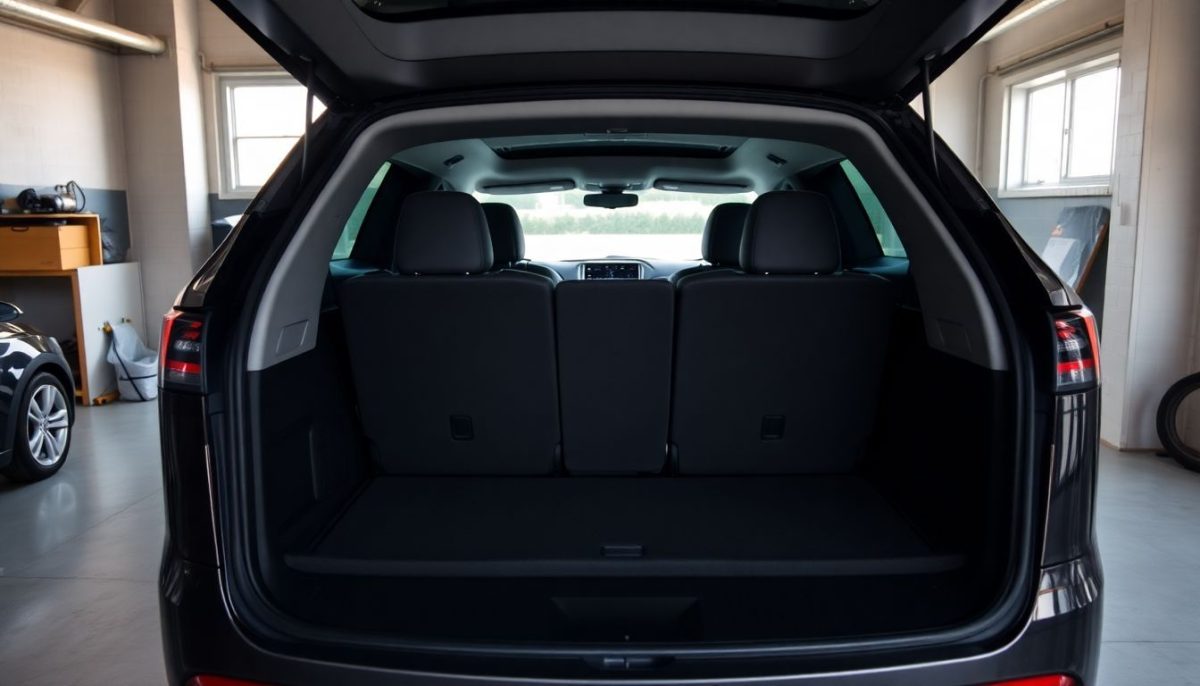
356,0,881,18
840,160,905,258
333,163,391,260
473,188,755,261
1024,82,1066,186
232,85,310,137
235,137,297,188
1067,68,1118,178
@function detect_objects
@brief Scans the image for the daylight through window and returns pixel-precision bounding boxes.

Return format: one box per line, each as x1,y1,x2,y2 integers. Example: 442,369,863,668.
1003,56,1119,193
217,73,326,196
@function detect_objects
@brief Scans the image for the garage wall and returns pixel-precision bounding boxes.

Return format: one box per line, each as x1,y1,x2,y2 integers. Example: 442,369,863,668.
198,2,279,227
198,1,271,67
1100,0,1200,450
0,0,132,260
111,0,214,327
978,0,1125,193
973,0,1123,321
927,44,987,175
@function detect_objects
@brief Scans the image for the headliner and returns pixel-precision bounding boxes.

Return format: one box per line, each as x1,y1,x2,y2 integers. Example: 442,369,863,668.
393,133,844,195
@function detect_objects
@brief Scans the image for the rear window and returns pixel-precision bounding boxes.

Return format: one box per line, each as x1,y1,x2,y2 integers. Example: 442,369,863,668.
840,159,905,258
472,188,756,261
355,0,880,20
332,163,391,260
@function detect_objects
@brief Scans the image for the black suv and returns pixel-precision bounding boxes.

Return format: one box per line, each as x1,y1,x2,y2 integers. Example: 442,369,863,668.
158,1,1102,684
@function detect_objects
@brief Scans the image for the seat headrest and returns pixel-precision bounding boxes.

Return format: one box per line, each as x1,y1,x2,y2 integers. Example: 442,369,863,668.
702,203,750,266
740,191,841,275
393,191,494,275
481,203,525,267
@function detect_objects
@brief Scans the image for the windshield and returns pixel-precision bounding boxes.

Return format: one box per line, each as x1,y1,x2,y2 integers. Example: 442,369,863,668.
473,189,757,261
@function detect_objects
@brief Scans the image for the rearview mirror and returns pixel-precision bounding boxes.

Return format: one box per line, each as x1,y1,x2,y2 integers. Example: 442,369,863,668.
583,192,638,209
0,301,22,323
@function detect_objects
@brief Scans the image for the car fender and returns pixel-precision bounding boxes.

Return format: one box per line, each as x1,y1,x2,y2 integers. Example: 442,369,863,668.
0,349,76,460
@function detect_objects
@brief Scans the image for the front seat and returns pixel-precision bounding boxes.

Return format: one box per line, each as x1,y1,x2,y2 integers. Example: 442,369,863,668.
669,202,750,283
481,203,562,283
671,191,894,475
339,191,561,475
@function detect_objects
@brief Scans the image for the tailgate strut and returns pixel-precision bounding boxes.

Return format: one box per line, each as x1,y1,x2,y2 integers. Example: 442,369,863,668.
920,53,939,181
300,57,315,184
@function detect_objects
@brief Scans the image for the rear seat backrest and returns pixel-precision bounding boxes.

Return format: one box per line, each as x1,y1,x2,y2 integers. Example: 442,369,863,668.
671,191,894,475
669,202,749,283
338,191,560,475
556,280,674,474
481,202,562,283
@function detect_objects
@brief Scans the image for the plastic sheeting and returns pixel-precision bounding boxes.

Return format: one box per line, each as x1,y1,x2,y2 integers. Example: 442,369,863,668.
106,322,157,401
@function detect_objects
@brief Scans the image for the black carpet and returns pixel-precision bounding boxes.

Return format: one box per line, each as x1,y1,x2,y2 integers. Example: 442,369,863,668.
288,475,962,577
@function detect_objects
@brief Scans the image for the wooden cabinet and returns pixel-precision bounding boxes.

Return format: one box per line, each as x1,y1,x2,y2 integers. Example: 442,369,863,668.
0,214,103,271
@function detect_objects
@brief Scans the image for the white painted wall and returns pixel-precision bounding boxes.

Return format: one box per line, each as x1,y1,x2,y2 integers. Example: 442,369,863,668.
0,0,273,325
196,2,280,203
978,0,1125,192
176,0,215,270
922,0,1125,185
988,0,1125,66
929,44,987,174
1101,0,1200,449
198,1,271,68
0,0,126,190
113,0,213,326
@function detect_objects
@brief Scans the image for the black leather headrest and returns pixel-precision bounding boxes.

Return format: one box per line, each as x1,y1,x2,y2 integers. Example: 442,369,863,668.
702,203,750,266
740,191,841,275
481,203,525,267
393,191,494,275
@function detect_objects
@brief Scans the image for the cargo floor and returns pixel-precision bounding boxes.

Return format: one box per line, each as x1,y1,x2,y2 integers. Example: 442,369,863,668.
287,475,964,578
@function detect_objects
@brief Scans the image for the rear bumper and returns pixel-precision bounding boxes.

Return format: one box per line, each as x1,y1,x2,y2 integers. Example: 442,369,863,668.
159,553,1102,686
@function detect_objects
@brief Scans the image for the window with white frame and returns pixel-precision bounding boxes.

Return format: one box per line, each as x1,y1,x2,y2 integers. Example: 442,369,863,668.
1003,55,1119,194
217,73,326,196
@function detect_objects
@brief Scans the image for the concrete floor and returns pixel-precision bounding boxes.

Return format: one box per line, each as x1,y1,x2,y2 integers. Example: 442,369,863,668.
0,402,1198,684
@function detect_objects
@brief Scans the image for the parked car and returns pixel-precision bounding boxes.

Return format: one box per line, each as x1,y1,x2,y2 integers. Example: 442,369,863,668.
0,302,75,482
159,0,1102,684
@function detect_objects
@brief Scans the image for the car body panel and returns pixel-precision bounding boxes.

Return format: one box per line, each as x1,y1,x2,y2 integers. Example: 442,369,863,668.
157,79,1097,683
0,320,75,467
160,555,1100,685
212,0,1022,107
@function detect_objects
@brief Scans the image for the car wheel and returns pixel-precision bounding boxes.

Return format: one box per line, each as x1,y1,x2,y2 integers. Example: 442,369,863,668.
1157,372,1200,473
3,373,72,482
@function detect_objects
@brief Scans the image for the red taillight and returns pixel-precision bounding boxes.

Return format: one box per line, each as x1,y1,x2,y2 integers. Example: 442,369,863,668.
186,677,272,686
986,676,1076,686
160,310,206,390
1054,309,1099,391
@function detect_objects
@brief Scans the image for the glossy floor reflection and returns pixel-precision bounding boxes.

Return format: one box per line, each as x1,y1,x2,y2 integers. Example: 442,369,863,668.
0,400,1197,684
0,400,164,686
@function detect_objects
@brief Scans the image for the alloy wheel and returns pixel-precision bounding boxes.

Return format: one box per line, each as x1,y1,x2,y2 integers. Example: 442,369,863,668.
26,383,69,467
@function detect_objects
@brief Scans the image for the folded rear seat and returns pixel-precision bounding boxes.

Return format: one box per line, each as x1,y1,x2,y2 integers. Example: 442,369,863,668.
556,280,674,474
671,191,894,475
338,191,561,475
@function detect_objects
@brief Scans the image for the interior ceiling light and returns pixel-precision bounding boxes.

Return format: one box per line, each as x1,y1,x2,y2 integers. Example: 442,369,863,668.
981,0,1068,41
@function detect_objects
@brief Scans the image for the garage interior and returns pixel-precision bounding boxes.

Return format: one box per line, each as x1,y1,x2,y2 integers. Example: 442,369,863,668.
1,0,1199,683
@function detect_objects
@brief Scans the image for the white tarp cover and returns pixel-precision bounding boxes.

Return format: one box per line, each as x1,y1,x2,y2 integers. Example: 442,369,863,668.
107,322,158,401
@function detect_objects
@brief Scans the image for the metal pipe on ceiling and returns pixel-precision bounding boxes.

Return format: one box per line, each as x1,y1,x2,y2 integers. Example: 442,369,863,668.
0,0,165,55
993,21,1124,77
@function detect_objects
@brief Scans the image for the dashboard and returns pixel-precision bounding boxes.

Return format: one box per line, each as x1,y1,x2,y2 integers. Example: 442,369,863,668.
542,259,694,282
580,262,643,280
